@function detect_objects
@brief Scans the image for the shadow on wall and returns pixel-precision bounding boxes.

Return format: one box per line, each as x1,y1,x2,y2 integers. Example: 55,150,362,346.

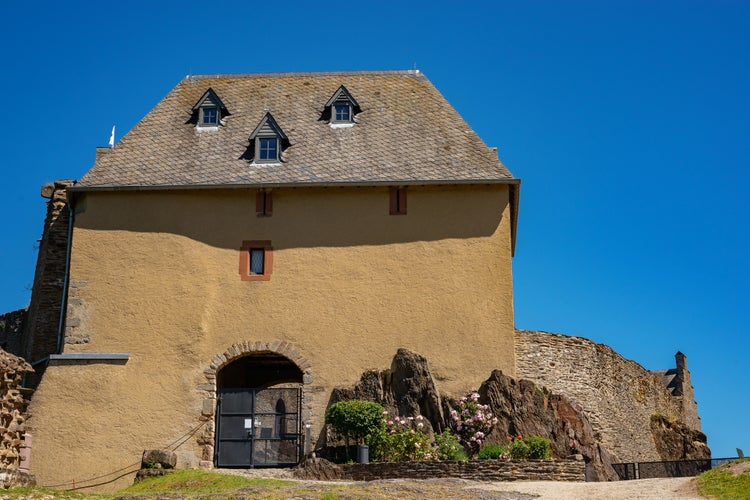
70,186,508,252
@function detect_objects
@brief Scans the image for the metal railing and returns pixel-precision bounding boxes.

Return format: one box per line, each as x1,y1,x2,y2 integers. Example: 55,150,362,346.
612,457,739,480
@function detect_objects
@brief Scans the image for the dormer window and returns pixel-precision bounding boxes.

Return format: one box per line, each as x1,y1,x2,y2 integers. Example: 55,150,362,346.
258,137,278,161
248,112,288,164
192,88,229,129
334,103,351,122
200,106,219,126
325,85,360,126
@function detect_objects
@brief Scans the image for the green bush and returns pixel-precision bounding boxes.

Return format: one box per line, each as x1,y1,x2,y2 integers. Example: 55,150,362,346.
478,444,506,460
434,429,468,461
525,435,552,459
508,438,530,459
325,400,385,445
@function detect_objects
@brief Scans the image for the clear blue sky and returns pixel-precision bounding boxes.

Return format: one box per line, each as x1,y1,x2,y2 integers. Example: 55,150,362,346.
1,1,747,459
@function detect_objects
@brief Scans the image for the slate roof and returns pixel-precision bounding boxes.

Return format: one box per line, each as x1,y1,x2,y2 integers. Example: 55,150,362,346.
75,70,517,189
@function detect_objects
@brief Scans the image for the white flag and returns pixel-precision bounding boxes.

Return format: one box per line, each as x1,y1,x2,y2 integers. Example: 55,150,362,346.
109,126,115,148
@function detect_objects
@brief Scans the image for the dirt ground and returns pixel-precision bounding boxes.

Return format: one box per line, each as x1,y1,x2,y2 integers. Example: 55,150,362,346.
223,468,706,500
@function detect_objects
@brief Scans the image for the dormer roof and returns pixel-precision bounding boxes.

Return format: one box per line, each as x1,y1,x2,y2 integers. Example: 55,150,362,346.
324,85,359,109
191,87,227,112
248,112,288,141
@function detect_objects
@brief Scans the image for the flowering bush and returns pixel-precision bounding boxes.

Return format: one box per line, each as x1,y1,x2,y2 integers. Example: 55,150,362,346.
449,392,498,457
434,429,468,461
369,414,434,462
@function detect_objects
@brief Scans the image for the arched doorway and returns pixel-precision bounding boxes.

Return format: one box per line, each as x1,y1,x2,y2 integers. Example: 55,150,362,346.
215,352,303,468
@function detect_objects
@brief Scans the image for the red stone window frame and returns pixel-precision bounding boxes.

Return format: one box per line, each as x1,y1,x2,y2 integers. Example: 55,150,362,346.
389,187,407,215
239,240,274,281
256,190,272,216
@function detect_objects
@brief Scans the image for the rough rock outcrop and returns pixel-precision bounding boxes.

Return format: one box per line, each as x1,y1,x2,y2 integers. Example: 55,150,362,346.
477,370,619,481
330,349,620,480
650,414,710,460
329,348,444,433
141,449,177,469
293,457,343,480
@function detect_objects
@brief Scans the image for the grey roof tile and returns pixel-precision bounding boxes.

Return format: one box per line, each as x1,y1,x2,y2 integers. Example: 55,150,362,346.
77,70,516,188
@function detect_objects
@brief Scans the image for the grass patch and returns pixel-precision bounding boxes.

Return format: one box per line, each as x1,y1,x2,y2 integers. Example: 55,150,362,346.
119,469,290,495
0,485,106,499
697,459,750,500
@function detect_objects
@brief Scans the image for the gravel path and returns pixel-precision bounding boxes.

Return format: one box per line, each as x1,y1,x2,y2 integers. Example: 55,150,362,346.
221,468,706,499
474,477,703,499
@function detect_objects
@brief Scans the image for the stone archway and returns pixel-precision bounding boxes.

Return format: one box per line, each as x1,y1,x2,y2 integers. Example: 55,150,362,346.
196,340,313,468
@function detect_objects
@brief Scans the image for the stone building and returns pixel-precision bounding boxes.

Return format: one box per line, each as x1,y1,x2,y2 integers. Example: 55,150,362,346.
22,71,520,488
1,70,704,489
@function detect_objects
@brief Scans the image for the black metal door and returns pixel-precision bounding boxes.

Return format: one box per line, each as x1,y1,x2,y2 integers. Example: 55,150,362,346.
216,387,302,467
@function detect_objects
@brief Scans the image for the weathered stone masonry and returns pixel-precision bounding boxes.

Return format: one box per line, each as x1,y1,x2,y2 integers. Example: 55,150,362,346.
515,329,702,463
0,349,33,472
339,459,585,482
0,310,26,358
653,351,700,431
20,181,74,386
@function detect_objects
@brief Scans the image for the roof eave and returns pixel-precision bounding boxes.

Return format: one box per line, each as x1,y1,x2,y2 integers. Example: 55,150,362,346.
68,177,519,193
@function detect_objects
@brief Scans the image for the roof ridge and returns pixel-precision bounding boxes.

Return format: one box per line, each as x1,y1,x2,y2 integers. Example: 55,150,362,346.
185,69,423,80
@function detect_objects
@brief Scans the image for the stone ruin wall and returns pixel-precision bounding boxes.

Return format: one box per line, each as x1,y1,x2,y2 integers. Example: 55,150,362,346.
0,349,33,475
515,329,702,463
673,353,700,431
0,310,27,359
19,181,74,387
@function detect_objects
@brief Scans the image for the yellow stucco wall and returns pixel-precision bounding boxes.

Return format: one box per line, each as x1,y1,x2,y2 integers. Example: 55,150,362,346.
27,184,515,489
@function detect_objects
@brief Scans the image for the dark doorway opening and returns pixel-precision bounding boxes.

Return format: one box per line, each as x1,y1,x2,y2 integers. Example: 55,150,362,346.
218,352,303,388
215,353,303,468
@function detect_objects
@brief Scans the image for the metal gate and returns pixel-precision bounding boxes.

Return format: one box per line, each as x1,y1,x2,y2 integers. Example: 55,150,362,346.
215,387,302,467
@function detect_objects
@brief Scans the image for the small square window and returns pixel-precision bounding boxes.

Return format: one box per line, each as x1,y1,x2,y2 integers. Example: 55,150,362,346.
334,104,351,122
200,107,218,126
240,240,273,281
258,137,279,162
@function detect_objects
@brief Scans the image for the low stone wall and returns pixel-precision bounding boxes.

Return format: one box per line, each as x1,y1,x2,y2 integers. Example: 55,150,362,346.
341,459,584,482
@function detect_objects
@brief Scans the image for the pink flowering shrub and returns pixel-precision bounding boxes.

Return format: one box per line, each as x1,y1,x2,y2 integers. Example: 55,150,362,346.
368,413,434,462
449,392,499,457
